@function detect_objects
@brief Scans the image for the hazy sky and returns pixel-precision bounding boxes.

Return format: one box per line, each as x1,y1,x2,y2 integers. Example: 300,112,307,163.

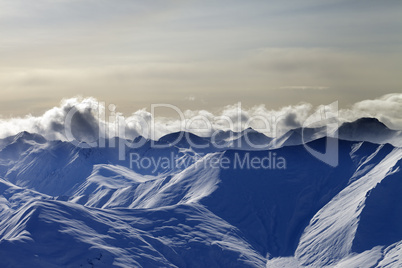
0,0,401,117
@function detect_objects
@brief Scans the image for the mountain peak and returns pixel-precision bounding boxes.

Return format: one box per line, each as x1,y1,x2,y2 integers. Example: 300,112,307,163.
341,117,389,130
337,117,396,143
157,131,210,148
12,131,47,144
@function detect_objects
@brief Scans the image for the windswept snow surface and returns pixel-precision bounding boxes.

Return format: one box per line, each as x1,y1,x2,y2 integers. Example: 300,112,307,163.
1,118,402,267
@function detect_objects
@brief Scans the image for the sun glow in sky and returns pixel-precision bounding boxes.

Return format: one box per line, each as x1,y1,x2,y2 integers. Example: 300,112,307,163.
0,0,401,116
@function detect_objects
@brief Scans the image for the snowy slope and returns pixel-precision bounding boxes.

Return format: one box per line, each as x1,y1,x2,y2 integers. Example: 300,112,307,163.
295,147,402,267
0,200,265,267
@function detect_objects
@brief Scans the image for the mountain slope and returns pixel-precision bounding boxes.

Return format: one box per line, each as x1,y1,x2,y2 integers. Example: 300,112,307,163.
0,200,265,267
1,127,402,267
295,147,402,267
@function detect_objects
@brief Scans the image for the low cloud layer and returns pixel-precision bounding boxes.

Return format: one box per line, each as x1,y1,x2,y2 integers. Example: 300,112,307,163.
0,93,401,142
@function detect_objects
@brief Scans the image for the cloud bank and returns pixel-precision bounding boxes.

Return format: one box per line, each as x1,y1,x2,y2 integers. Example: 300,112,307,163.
0,93,401,142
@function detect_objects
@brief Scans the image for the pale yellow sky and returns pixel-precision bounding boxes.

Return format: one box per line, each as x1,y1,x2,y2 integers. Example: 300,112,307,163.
0,0,401,117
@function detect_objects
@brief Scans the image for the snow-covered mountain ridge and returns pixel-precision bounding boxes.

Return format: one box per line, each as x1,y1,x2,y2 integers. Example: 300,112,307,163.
0,118,401,267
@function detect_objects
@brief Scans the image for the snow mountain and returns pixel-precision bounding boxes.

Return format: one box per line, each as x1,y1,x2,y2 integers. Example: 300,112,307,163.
0,118,401,267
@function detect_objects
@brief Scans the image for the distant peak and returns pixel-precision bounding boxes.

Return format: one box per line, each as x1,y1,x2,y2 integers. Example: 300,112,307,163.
13,131,47,143
157,131,210,148
337,117,397,144
242,127,258,134
158,131,202,141
341,117,388,130
354,117,382,124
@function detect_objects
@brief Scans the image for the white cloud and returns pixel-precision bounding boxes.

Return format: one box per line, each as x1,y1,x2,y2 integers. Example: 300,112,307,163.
0,93,401,142
339,94,402,130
